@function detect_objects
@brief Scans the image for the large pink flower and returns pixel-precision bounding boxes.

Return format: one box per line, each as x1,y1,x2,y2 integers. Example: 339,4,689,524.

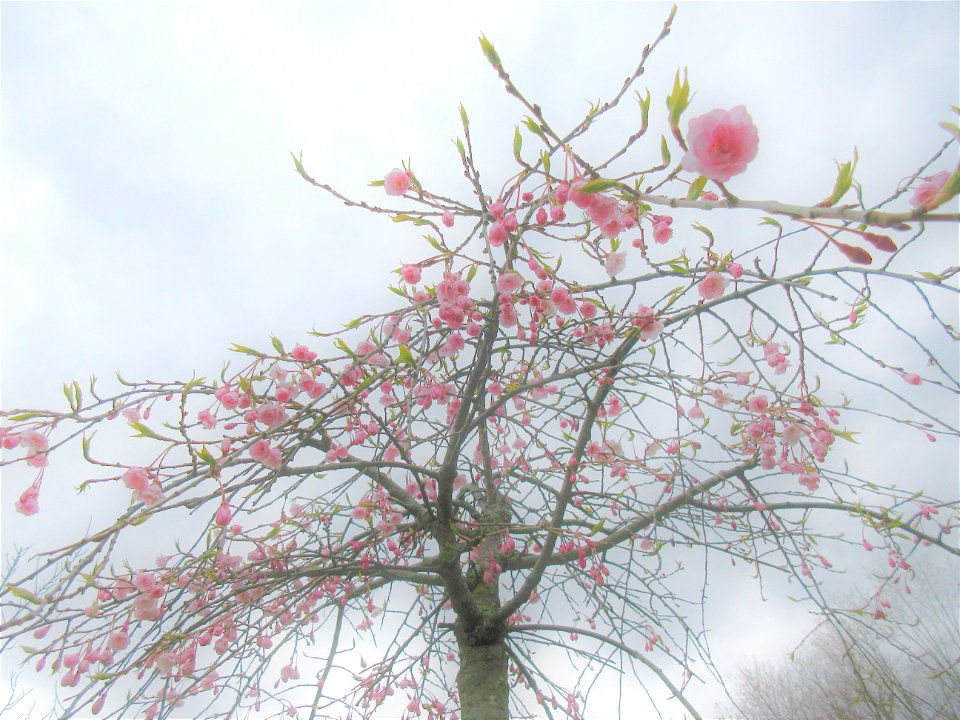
384,168,411,196
698,271,729,301
681,106,759,182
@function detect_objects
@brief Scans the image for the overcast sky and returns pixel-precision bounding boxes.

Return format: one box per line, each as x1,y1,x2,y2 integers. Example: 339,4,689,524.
2,2,958,718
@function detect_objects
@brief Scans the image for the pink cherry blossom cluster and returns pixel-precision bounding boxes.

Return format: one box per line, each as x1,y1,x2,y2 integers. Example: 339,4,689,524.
3,429,50,492
569,178,637,239
435,271,475,330
123,467,165,507
632,305,665,342
763,341,790,375
739,392,838,490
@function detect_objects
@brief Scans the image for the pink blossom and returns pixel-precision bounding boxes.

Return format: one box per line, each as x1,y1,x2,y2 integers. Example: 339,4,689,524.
649,214,673,244
580,300,598,319
291,344,317,362
568,178,596,209
588,194,618,226
123,467,151,492
198,409,217,429
275,383,298,403
135,482,165,507
133,594,162,622
15,484,40,516
1,429,21,449
764,342,789,374
441,212,455,227
133,571,165,597
356,339,390,367
401,265,422,284
497,272,523,295
901,372,922,386
439,332,465,358
727,262,744,279
384,168,411,196
604,252,627,278
20,430,48,454
909,170,950,210
215,384,240,410
26,452,48,468
799,473,820,491
633,306,664,341
257,402,287,429
698,271,729,300
215,502,233,527
747,395,768,413
488,221,508,247
250,439,282,469
781,422,805,445
550,287,577,315
681,106,759,182
280,664,300,683
600,217,624,239
325,444,349,463
109,629,130,651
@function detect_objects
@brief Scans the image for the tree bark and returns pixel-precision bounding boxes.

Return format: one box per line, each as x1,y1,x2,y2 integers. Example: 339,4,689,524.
456,634,508,720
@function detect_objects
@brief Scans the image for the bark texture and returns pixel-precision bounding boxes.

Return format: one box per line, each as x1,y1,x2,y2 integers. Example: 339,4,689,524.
456,635,508,720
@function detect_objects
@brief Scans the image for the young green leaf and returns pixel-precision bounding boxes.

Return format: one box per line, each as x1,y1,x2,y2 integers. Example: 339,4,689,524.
636,89,651,130
818,148,858,207
686,175,708,200
478,35,501,69
666,68,691,128
6,584,41,605
577,178,619,194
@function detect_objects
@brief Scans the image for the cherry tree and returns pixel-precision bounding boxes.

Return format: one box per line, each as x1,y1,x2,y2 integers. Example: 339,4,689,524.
2,9,959,720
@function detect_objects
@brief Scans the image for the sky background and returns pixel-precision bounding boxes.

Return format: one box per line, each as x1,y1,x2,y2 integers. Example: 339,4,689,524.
2,2,959,718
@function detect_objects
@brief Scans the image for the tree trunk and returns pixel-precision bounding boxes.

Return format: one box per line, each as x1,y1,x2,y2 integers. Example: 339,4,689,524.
457,634,508,720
